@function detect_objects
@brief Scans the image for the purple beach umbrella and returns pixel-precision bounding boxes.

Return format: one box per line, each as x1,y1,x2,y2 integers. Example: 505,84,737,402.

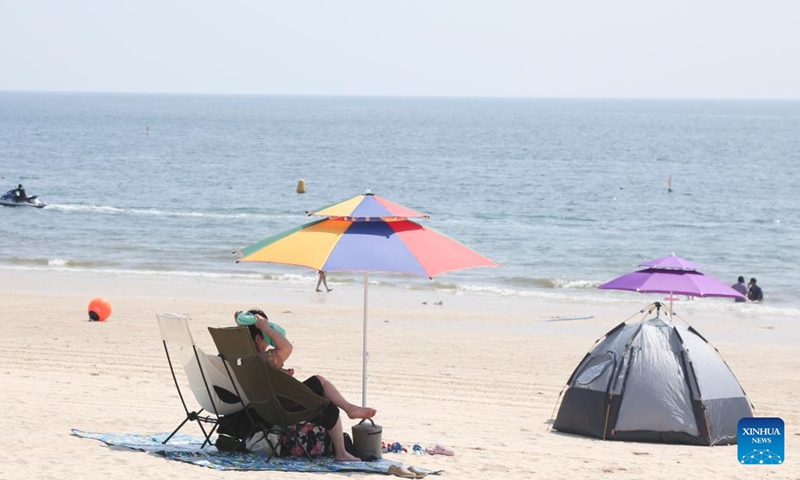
638,253,703,271
599,254,746,314
599,268,745,298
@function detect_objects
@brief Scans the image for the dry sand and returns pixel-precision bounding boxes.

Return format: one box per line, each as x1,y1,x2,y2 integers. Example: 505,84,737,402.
1,270,797,480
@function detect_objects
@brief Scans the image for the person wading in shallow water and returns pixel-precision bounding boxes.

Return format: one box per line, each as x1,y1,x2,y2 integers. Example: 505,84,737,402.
731,276,747,302
316,270,332,292
747,278,763,302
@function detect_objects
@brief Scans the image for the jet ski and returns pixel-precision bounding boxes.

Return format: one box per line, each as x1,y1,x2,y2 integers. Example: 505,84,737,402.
0,190,47,208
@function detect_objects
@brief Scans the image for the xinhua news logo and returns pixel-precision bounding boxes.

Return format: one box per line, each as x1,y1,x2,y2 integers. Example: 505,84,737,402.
738,417,784,465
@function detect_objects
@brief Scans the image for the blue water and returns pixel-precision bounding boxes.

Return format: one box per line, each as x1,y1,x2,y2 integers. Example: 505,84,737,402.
1,92,798,310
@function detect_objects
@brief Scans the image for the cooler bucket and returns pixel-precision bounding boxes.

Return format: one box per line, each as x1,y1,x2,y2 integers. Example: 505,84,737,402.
351,419,382,460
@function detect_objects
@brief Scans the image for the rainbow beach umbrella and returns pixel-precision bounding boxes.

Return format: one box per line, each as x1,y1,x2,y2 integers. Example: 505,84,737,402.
306,190,429,221
235,215,498,406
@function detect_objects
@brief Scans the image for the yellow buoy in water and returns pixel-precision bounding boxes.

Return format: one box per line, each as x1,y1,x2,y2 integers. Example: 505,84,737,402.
296,179,306,194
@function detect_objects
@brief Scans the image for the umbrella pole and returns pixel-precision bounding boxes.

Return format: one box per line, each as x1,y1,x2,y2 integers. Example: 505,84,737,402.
362,271,369,407
669,291,674,318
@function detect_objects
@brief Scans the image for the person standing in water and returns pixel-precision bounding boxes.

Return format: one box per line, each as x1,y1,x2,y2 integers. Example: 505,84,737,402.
316,270,332,292
731,276,747,302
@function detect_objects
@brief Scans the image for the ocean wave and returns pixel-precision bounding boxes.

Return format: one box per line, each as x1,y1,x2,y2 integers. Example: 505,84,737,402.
506,276,602,289
264,272,363,286
45,204,299,221
0,264,366,287
552,278,603,289
438,283,800,317
9,257,117,268
407,280,457,291
448,282,596,300
0,264,268,281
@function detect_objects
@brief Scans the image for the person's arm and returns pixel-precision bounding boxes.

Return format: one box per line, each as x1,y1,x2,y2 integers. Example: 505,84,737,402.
256,315,293,364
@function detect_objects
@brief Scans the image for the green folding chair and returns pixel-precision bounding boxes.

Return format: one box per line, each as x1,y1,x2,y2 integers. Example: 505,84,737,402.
207,326,330,460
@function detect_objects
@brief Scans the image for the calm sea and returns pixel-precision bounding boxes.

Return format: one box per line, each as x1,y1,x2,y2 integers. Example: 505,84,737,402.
1,92,798,313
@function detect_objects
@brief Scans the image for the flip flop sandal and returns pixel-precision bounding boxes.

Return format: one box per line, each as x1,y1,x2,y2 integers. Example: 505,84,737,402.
389,442,406,453
387,465,416,478
408,466,428,478
424,444,454,456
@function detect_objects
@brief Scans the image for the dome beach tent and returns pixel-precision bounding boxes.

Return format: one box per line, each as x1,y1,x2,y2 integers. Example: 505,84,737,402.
552,303,753,445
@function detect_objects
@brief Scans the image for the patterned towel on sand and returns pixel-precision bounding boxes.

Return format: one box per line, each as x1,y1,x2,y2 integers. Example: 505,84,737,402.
71,429,436,474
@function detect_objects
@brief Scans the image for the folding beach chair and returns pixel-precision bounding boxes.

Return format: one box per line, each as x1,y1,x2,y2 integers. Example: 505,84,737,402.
155,313,245,447
208,325,330,460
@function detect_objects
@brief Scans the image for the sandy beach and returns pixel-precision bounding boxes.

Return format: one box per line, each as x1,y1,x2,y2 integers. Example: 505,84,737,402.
1,269,797,480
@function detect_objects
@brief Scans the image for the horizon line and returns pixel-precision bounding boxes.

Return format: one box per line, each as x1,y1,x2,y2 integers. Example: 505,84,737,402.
1,89,799,102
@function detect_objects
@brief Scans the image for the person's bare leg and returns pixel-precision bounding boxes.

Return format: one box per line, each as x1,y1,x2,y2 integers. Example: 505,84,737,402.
328,418,360,461
316,375,376,419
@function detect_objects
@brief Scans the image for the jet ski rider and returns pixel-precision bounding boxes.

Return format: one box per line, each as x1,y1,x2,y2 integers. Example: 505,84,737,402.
13,184,27,202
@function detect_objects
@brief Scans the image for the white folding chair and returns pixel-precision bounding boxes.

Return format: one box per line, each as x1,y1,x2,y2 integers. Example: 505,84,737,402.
155,313,245,447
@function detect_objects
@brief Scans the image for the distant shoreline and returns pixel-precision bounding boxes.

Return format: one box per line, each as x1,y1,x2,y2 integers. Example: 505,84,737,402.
4,267,795,331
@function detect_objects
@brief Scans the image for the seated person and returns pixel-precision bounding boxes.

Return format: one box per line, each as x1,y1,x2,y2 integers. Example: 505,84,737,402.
13,184,27,202
237,309,376,461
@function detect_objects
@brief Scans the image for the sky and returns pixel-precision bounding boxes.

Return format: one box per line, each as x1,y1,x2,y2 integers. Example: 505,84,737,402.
1,0,799,99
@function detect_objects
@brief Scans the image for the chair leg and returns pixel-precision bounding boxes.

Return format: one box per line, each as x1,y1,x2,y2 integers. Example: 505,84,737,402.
264,430,279,462
194,419,213,448
164,410,218,448
239,426,282,461
162,416,193,445
298,438,314,461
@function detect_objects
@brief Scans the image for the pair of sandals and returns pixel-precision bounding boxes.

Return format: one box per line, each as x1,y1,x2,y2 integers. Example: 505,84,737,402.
387,465,426,478
424,444,454,456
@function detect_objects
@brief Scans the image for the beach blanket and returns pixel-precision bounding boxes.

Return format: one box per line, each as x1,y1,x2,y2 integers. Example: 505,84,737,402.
71,429,436,474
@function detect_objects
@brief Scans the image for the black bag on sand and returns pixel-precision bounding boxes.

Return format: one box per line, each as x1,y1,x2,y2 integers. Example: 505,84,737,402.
215,407,262,452
215,433,248,453
344,432,356,456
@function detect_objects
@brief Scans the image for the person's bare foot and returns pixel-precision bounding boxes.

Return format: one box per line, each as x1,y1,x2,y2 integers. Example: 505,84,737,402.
335,451,361,462
346,405,377,420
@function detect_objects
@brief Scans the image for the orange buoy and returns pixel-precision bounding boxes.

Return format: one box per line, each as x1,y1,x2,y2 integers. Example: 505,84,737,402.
296,179,306,194
88,297,112,322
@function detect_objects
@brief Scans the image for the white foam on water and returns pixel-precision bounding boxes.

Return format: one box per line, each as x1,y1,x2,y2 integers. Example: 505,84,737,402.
45,203,295,221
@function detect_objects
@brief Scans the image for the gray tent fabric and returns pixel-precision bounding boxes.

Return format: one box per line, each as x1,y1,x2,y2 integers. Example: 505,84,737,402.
614,325,698,435
553,315,753,445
